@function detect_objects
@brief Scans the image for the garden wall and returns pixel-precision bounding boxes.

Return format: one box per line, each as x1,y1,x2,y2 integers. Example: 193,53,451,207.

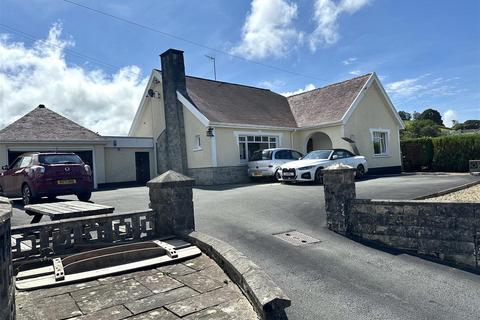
323,167,479,269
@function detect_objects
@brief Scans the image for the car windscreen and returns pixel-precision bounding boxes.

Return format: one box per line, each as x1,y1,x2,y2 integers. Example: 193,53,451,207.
249,150,273,161
39,154,83,165
302,150,332,160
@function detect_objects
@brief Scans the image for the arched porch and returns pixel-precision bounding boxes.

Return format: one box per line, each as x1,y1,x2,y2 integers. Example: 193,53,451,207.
306,131,333,153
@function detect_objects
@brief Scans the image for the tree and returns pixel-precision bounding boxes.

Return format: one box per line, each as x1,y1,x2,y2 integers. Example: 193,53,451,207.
398,111,411,121
401,119,441,139
412,111,421,120
452,120,480,131
418,108,444,126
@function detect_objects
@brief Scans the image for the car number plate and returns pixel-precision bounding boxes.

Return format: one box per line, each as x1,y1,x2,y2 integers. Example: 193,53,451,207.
252,172,262,177
283,172,294,176
58,179,76,185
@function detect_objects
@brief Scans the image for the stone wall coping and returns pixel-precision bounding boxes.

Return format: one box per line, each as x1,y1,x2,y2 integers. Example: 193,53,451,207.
181,231,291,319
353,198,480,207
322,165,356,173
0,197,12,223
414,179,480,200
147,170,195,188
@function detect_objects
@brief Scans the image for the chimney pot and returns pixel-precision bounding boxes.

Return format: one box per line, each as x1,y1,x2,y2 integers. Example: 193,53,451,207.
38,104,45,108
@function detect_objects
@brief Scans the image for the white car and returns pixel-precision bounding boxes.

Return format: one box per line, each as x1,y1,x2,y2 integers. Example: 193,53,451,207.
280,149,368,183
248,148,303,180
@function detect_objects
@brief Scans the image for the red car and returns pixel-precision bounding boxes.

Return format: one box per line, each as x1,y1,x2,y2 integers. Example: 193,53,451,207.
0,152,93,205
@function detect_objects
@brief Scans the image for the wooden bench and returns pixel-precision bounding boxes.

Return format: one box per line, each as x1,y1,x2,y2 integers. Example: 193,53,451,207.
24,201,115,223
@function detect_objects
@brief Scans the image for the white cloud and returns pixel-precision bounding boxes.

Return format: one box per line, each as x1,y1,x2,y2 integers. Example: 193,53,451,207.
309,0,370,51
385,75,463,99
0,23,147,135
258,79,286,90
281,83,316,96
230,0,302,59
442,109,458,128
342,57,357,65
348,70,362,76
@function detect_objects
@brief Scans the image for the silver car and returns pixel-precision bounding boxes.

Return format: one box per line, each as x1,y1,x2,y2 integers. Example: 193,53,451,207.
248,148,303,180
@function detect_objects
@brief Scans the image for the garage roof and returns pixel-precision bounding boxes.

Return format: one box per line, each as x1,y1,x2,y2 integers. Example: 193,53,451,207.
0,105,105,143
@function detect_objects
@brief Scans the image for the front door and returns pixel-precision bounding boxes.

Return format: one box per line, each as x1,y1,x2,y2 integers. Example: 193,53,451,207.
135,152,150,185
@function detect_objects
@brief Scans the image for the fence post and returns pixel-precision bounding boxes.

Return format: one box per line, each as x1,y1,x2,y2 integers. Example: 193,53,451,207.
322,165,357,234
0,198,15,320
147,170,195,237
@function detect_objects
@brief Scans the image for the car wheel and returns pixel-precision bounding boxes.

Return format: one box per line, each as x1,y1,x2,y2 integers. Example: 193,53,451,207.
274,169,281,181
22,184,36,206
314,168,323,184
356,164,365,180
77,191,92,202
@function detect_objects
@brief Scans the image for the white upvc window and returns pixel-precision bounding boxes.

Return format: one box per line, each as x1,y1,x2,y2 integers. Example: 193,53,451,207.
370,128,390,156
193,135,202,151
237,135,278,162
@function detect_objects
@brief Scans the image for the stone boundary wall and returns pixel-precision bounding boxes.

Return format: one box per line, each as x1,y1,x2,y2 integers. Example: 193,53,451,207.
182,230,291,320
350,199,479,268
323,167,480,269
0,197,15,320
188,165,249,186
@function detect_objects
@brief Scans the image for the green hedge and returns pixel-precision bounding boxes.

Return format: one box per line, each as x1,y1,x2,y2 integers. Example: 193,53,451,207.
401,134,480,172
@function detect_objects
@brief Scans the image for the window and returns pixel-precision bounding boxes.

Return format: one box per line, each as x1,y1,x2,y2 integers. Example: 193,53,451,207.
193,135,202,151
238,135,278,161
371,130,389,155
38,154,83,165
250,150,273,161
19,156,32,168
332,150,353,159
275,150,291,160
291,151,303,160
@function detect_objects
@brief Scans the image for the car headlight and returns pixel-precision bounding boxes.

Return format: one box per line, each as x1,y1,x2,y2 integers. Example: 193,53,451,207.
298,165,315,170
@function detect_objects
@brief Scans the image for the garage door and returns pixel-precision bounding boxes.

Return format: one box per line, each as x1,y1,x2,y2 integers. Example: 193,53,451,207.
8,150,95,185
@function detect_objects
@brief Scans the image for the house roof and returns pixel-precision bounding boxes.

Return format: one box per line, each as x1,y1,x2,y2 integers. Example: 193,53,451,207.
287,73,372,127
184,76,298,128
0,105,105,142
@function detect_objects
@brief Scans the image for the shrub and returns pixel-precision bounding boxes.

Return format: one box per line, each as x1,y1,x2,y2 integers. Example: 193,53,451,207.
431,134,480,172
401,138,434,171
401,134,480,172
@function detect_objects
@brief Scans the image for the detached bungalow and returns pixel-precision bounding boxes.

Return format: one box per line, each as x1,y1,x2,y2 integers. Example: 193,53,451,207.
129,49,404,185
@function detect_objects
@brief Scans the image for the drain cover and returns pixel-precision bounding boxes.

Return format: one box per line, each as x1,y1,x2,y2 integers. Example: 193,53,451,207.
273,230,320,246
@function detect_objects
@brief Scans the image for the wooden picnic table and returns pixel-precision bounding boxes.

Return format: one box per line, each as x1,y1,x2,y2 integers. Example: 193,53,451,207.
24,201,115,223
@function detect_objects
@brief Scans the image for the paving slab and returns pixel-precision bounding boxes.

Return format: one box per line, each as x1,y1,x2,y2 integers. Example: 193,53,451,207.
125,307,180,320
16,293,82,320
97,269,158,284
183,254,216,271
124,286,199,315
197,264,231,285
173,272,223,293
71,278,152,314
135,271,184,294
69,305,132,320
165,286,242,317
157,263,197,276
183,297,259,320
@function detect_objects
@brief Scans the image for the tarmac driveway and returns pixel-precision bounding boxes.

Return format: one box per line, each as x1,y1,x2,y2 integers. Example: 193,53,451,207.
9,173,480,319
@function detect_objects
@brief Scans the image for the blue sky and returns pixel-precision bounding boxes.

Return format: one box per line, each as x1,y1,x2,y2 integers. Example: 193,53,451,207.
0,0,479,134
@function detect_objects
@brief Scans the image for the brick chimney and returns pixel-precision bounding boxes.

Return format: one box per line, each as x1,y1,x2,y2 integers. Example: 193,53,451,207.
159,49,188,175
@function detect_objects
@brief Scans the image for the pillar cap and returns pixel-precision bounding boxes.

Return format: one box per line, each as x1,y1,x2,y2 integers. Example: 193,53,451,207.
0,197,12,223
147,170,195,188
322,163,356,173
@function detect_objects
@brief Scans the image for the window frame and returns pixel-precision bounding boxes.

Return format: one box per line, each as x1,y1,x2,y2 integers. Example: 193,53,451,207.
235,133,280,163
369,128,390,157
193,135,202,151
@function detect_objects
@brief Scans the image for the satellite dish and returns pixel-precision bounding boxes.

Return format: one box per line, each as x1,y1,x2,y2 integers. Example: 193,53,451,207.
147,89,155,97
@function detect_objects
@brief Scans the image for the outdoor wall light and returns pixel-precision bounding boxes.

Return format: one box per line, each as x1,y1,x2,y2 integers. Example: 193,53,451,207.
206,127,214,137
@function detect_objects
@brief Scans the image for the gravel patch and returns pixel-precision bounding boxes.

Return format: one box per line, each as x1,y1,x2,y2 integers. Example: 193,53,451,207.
427,184,480,202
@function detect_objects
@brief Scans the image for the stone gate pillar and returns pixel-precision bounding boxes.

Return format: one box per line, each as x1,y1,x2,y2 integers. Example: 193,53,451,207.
0,198,15,320
147,170,195,236
322,165,357,234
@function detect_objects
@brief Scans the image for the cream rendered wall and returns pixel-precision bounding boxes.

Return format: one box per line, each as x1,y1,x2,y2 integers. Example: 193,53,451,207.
292,125,351,154
130,81,166,140
183,106,212,169
104,147,155,183
344,81,401,168
214,128,294,167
